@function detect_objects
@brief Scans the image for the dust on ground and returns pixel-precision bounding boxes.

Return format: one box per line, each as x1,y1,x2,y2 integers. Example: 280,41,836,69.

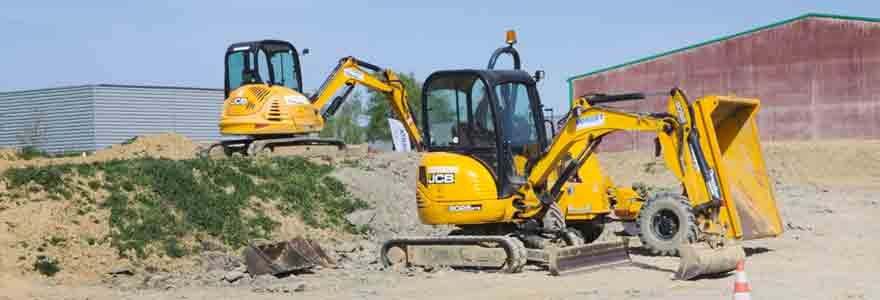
1,137,879,299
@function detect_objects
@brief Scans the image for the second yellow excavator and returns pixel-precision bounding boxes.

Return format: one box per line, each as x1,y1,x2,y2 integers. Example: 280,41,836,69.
210,40,421,156
379,51,784,278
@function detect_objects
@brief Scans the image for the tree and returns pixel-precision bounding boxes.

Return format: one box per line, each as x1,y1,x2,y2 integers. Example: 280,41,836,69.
320,92,366,144
365,72,423,142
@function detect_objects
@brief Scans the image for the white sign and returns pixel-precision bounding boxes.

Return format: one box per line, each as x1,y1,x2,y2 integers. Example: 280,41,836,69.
344,68,365,81
575,113,605,130
426,166,459,173
284,95,309,105
388,118,411,152
448,204,481,212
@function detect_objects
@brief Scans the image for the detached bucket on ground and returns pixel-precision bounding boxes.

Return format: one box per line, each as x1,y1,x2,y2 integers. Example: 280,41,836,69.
243,237,336,276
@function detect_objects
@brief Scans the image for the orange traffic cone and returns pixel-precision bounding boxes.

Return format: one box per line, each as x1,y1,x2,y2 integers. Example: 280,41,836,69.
733,260,751,300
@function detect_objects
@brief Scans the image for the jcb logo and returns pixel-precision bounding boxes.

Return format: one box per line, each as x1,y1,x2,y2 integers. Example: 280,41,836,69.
428,173,455,184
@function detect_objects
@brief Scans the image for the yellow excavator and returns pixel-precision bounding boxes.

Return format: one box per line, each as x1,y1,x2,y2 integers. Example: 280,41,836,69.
379,34,783,277
210,40,421,155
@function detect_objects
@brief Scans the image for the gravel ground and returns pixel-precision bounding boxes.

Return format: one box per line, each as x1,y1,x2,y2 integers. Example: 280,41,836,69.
2,139,879,299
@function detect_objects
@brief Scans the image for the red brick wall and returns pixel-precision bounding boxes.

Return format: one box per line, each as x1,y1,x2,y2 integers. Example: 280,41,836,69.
571,17,880,151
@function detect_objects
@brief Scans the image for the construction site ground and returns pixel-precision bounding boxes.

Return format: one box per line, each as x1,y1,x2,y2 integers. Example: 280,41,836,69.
1,135,878,299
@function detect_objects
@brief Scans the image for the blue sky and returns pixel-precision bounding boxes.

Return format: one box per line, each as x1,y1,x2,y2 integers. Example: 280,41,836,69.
2,1,878,111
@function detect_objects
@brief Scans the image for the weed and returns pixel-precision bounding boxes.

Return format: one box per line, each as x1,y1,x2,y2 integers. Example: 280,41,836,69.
47,236,66,247
33,255,61,276
87,180,102,190
164,238,188,258
19,146,49,160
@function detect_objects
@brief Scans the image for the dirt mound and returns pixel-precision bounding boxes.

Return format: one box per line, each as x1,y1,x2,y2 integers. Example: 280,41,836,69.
331,151,451,242
92,133,200,161
0,133,200,174
0,140,364,286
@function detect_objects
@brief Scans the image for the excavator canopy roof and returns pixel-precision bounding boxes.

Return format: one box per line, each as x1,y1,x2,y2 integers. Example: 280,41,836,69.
226,40,298,54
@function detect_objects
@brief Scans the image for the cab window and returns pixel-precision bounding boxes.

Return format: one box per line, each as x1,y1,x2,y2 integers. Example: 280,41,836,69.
226,51,246,93
270,51,301,91
257,50,270,84
424,74,495,149
495,82,538,146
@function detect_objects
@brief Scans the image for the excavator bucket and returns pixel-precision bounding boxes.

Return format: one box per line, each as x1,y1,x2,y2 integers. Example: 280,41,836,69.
691,95,784,240
674,95,783,279
243,237,336,276
676,243,745,280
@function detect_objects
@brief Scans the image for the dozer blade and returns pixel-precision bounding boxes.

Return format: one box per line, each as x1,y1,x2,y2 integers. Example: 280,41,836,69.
675,243,745,280
243,237,336,276
547,239,632,276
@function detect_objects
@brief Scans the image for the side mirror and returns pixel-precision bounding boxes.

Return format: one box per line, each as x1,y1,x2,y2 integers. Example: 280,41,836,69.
301,48,310,56
533,70,545,82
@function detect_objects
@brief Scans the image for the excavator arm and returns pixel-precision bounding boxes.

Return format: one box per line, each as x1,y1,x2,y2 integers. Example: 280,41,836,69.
514,88,780,278
309,57,423,150
517,89,717,216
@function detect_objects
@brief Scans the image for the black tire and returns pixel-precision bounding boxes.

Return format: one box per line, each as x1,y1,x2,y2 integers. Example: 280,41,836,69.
636,193,697,256
570,220,605,244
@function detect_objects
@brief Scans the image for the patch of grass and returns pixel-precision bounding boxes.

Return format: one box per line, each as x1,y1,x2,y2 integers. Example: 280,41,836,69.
56,150,86,158
3,156,368,259
33,255,61,277
5,164,71,196
642,161,660,174
19,146,50,160
87,180,102,190
47,236,67,247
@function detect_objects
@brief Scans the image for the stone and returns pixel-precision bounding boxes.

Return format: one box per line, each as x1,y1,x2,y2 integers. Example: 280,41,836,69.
223,270,245,283
108,266,134,276
345,209,376,227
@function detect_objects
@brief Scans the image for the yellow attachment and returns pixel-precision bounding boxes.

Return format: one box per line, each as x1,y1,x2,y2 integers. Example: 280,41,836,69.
506,30,517,45
689,95,783,240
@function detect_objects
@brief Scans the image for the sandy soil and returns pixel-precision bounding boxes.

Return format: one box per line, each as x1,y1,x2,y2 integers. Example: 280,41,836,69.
2,138,878,300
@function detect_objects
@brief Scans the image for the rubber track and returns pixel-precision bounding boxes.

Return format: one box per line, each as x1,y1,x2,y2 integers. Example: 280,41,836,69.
380,235,528,273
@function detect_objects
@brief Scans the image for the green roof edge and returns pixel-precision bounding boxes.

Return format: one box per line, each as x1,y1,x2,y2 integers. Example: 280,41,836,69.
565,13,880,88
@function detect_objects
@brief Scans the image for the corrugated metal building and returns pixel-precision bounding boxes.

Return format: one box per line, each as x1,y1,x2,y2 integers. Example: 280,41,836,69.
568,13,880,151
0,84,224,153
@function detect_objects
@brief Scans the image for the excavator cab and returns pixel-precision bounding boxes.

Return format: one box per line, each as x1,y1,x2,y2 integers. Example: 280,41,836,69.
224,40,304,97
421,69,549,200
